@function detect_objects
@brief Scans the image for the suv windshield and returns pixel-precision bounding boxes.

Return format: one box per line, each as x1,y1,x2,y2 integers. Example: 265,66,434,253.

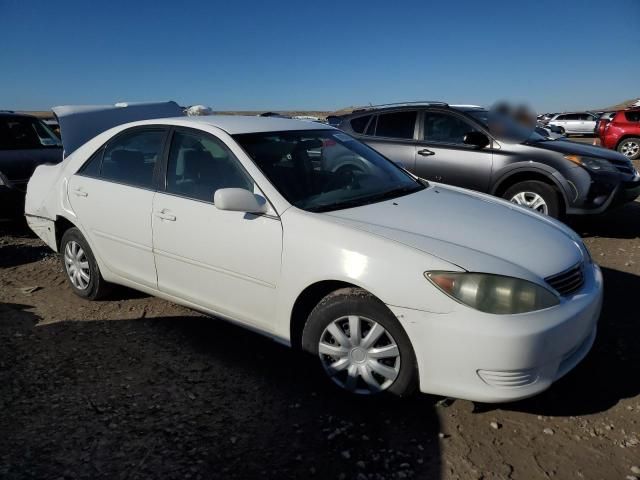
466,110,546,143
234,130,424,212
0,116,62,150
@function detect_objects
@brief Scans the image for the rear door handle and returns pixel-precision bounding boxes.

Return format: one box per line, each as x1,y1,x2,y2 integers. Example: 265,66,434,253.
73,188,88,197
417,149,435,157
155,209,176,221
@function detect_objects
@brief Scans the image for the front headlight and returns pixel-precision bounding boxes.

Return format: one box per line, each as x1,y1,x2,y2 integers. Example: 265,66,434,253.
0,171,6,186
564,154,617,172
425,272,559,314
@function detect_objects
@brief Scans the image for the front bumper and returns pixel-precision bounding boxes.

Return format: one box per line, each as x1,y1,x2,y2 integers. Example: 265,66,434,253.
566,173,640,215
389,263,603,402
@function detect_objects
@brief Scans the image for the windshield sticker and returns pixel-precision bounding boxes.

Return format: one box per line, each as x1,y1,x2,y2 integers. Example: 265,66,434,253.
333,133,353,142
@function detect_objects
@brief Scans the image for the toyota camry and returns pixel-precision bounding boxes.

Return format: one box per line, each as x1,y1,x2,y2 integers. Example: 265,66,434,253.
24,102,602,402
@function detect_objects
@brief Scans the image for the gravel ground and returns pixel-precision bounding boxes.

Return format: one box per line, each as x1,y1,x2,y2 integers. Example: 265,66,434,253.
1,159,640,479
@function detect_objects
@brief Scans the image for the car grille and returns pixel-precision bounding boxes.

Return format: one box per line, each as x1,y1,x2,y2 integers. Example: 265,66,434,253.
477,369,539,388
545,263,584,296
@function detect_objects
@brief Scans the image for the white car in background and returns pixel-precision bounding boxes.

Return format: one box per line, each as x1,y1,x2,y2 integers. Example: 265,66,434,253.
25,102,603,402
548,112,598,135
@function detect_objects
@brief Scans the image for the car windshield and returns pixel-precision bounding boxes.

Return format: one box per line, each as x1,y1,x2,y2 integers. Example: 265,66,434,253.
234,129,424,212
0,116,62,150
466,110,547,143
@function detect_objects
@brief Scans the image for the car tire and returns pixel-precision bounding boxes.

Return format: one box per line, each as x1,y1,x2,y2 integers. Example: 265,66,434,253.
301,287,418,397
617,137,640,160
60,227,111,300
503,180,562,218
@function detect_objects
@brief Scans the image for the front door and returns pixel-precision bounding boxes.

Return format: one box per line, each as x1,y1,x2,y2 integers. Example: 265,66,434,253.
68,127,167,288
414,110,493,192
152,128,283,329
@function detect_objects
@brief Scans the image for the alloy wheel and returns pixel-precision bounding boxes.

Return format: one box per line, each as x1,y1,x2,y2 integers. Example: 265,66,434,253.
510,191,549,215
64,240,91,290
620,140,640,158
318,315,401,394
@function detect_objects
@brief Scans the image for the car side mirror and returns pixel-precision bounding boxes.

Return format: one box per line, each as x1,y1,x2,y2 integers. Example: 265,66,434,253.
214,188,268,214
463,131,490,149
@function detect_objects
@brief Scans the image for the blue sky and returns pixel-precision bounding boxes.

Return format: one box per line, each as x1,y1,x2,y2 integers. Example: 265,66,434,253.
1,0,639,113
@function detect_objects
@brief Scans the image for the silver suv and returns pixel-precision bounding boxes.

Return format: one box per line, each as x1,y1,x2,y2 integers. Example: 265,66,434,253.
547,112,598,135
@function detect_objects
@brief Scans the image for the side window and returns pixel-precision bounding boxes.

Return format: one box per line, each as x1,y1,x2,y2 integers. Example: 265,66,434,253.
78,148,103,177
422,112,479,145
350,115,372,134
565,114,580,121
166,131,253,203
625,111,640,122
101,130,165,188
555,115,566,121
374,111,417,139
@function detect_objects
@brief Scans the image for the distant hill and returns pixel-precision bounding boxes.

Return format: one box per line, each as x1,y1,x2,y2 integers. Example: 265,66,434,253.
597,97,640,111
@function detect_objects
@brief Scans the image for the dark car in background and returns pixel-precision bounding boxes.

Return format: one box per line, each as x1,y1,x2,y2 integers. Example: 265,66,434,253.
0,112,63,215
334,102,640,218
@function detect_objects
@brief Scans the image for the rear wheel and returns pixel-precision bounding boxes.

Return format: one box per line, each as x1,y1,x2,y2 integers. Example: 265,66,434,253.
503,180,561,218
60,228,111,300
617,137,640,160
302,288,418,396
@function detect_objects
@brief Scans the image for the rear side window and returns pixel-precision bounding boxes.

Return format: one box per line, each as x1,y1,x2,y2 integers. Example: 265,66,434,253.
625,111,640,122
350,115,372,134
100,129,165,188
166,130,253,203
374,111,417,139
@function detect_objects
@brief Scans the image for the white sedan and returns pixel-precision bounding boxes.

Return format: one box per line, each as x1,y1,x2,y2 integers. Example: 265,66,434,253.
25,102,603,402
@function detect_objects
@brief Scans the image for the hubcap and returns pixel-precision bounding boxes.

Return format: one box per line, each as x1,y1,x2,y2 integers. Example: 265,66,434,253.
318,315,401,394
510,191,548,215
620,141,639,158
64,241,91,290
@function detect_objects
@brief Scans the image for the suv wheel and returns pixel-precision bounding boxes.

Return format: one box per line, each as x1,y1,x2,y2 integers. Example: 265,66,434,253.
60,227,111,300
618,138,640,160
302,288,418,396
503,180,561,218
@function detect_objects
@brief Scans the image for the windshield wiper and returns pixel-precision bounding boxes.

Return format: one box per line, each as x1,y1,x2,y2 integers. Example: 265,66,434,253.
308,184,423,213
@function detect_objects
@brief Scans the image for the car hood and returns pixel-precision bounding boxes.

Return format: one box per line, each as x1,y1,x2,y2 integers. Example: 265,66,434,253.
526,138,630,163
323,185,583,283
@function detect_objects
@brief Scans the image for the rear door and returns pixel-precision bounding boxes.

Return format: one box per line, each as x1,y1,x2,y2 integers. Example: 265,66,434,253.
414,110,493,192
68,127,167,288
581,113,597,133
359,110,419,170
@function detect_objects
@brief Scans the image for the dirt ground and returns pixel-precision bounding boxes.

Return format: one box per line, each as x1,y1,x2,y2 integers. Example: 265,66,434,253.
1,167,640,479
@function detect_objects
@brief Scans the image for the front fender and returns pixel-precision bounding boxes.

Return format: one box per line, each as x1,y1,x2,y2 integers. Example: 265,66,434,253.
491,163,574,204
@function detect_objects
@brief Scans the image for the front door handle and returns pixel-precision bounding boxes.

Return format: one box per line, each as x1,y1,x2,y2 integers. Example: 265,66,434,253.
417,149,435,157
73,188,88,197
155,209,176,221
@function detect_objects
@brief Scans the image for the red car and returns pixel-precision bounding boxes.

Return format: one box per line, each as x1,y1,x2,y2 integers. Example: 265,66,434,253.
598,109,640,160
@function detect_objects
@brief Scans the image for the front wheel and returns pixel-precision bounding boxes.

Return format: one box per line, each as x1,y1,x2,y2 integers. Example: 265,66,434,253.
617,137,640,160
503,180,562,218
302,288,418,396
60,227,111,300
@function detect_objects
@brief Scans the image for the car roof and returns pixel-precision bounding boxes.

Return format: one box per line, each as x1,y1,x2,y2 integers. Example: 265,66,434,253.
166,115,334,135
345,103,486,117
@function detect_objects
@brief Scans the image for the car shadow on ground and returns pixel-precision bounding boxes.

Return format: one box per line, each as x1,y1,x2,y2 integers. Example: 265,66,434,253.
493,267,640,417
0,302,442,480
568,201,640,240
